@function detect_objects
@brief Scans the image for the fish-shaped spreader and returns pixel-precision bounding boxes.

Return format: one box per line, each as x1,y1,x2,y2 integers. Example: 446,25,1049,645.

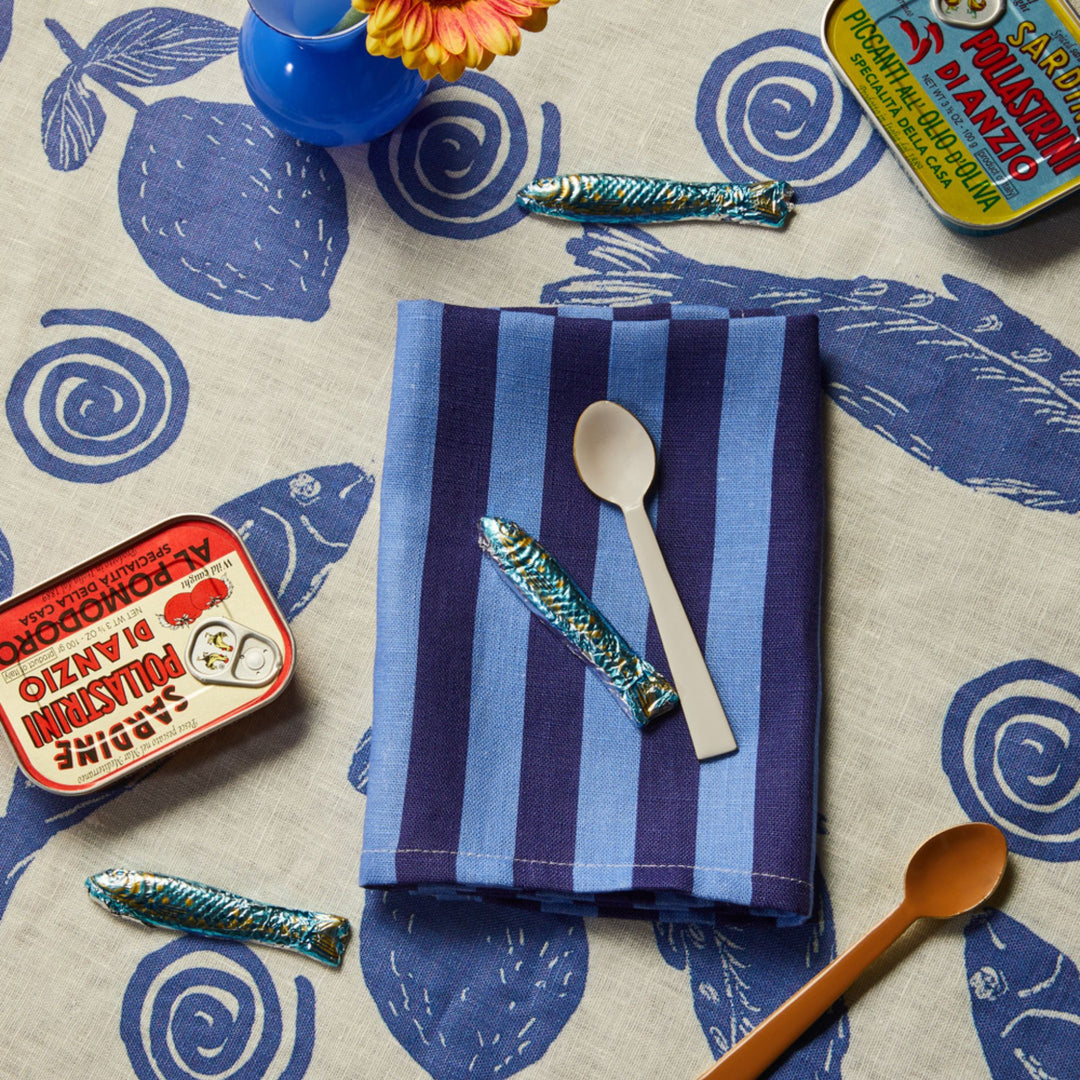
478,516,678,728
86,869,351,967
516,174,794,228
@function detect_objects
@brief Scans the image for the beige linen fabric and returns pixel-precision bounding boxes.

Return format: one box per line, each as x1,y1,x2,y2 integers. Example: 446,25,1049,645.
0,0,1078,1077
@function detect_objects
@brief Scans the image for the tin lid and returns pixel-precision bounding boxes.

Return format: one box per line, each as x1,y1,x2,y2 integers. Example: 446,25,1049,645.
0,515,294,794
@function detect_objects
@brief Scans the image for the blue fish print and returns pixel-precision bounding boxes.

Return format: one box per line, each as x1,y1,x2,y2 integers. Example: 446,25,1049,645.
544,226,1080,512
654,867,848,1078
214,465,374,620
0,529,11,603
965,908,1080,1079
360,889,587,1080
42,9,348,321
0,466,372,925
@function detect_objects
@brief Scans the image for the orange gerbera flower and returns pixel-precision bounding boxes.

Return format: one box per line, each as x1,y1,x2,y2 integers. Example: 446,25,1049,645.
351,0,558,82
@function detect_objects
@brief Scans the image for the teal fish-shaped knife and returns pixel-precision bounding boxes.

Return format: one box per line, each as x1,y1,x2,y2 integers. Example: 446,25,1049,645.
516,174,795,227
87,869,351,967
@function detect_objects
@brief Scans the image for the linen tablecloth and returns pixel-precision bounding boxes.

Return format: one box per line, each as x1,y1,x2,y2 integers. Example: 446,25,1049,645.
3,1,1080,1079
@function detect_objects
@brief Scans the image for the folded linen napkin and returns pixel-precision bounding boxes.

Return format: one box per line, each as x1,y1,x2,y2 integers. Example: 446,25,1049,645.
361,301,823,922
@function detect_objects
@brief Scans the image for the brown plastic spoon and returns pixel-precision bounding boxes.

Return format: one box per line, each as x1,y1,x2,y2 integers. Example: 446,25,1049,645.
697,822,1008,1080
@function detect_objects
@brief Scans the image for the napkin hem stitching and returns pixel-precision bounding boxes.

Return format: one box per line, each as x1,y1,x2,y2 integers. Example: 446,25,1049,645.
364,848,810,886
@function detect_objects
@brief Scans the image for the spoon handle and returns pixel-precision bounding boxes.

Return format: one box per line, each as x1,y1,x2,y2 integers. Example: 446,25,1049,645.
622,504,737,759
696,903,917,1080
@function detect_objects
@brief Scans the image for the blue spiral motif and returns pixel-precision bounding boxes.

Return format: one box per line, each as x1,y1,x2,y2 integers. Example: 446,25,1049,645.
6,309,188,483
696,30,885,202
121,938,316,1080
368,73,560,239
942,660,1080,861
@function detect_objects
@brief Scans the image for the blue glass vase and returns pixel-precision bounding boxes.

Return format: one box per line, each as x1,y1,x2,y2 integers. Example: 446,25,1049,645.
239,0,428,147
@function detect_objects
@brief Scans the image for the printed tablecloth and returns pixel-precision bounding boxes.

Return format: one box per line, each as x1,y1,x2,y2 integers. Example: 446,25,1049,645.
2,1,1080,1078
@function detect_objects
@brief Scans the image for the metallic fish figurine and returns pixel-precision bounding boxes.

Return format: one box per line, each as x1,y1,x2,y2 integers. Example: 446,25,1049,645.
478,516,678,727
86,869,351,967
516,174,795,227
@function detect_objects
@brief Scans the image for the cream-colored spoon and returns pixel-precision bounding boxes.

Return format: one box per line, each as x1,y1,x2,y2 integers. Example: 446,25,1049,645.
698,822,1009,1080
573,400,737,760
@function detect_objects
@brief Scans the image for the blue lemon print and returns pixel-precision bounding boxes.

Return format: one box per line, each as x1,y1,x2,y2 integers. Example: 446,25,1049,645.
360,890,587,1080
544,226,1080,514
121,937,316,1080
943,660,1080,860
965,909,1080,1078
42,9,348,320
368,72,560,239
696,30,885,202
7,309,188,483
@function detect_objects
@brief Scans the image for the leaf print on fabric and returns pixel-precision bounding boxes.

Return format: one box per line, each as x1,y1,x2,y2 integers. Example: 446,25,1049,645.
655,868,848,1077
543,226,1080,512
360,889,587,1080
41,10,348,320
965,909,1080,1079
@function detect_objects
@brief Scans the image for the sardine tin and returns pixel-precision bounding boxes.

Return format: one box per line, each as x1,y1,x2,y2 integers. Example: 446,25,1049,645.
822,0,1080,231
0,515,294,795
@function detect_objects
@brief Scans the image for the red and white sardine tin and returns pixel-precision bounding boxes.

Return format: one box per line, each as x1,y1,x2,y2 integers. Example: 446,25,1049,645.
0,515,294,794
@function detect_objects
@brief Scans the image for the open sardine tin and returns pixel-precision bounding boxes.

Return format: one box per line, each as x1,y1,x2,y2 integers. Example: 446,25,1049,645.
0,516,294,794
822,0,1080,230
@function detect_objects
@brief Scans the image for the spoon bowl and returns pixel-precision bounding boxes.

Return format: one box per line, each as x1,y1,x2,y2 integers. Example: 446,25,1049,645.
573,401,656,509
904,821,1008,918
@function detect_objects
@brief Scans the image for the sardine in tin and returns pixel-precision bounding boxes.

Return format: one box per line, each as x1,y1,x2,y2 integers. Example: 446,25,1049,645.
822,0,1080,230
0,515,294,795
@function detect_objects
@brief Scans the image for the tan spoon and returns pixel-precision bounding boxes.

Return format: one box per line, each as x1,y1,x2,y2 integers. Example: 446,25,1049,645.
573,400,737,760
697,822,1009,1080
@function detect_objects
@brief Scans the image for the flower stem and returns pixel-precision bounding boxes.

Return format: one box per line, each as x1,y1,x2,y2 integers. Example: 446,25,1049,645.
327,7,366,33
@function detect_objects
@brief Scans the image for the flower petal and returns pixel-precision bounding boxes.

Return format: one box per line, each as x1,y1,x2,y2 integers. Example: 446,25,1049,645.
486,0,534,17
434,6,469,55
401,2,433,50
476,47,496,69
518,6,547,31
424,38,448,64
352,0,377,12
462,32,485,67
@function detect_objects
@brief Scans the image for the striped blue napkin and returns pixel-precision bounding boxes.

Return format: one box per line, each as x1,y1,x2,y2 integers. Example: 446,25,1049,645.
361,301,823,922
